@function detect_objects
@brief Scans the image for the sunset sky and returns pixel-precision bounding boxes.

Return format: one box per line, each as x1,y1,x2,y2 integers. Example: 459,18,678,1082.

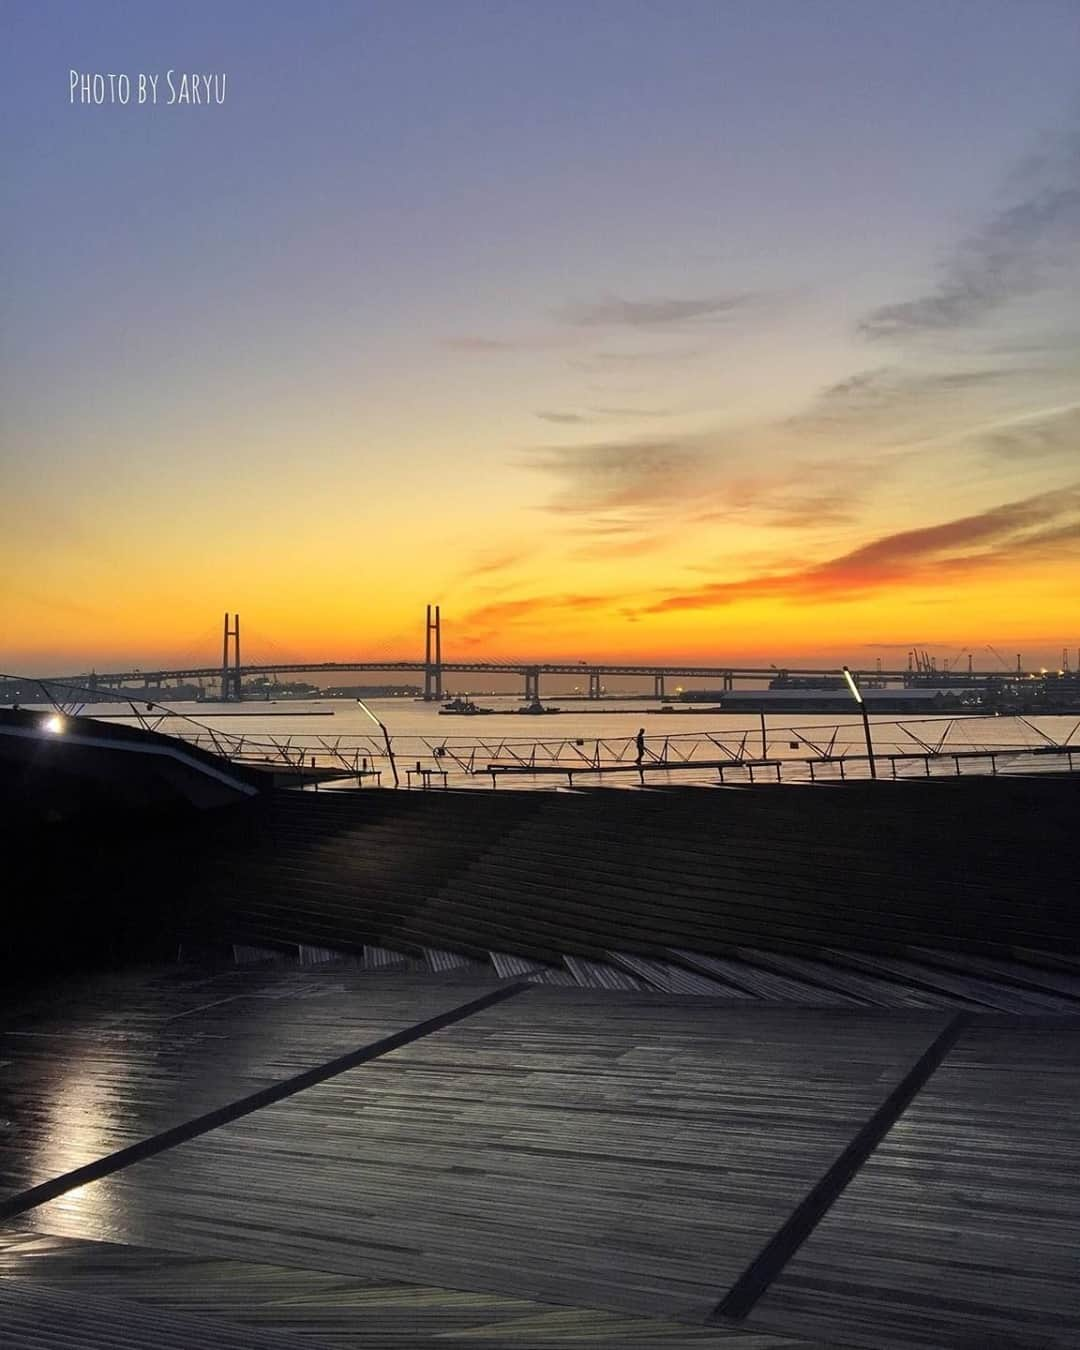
3,1,1079,672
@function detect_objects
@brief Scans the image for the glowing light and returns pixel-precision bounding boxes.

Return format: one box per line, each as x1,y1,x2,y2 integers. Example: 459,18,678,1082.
841,666,863,705
44,714,65,734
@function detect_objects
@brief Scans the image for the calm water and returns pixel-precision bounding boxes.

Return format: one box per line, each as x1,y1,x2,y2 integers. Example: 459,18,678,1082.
77,696,1080,788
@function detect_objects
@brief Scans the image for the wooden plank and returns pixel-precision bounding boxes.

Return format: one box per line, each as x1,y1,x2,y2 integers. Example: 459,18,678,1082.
0,965,510,1200
24,992,948,1322
711,1016,968,1319
751,1019,1080,1348
0,1229,824,1347
0,983,528,1222
0,1280,307,1350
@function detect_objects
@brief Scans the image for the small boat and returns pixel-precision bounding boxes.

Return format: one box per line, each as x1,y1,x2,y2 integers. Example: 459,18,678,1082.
519,701,562,715
438,698,496,715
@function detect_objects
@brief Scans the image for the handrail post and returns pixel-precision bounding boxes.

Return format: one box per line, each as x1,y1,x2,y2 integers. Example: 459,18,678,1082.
356,698,398,787
843,666,877,780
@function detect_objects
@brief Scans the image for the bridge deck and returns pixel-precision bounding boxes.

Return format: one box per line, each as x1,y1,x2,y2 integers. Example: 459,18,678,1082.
36,659,1031,686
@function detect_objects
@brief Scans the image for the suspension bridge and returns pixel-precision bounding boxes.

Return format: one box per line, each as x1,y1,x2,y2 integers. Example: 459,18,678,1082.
45,607,1051,703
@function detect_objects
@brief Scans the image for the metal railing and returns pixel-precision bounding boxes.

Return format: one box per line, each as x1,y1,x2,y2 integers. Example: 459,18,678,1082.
6,674,1080,790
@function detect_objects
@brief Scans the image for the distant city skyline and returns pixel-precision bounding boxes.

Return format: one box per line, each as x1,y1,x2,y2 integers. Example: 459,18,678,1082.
3,1,1079,671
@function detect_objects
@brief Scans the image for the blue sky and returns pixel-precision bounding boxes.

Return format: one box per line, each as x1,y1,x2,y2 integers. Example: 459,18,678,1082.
3,1,1079,666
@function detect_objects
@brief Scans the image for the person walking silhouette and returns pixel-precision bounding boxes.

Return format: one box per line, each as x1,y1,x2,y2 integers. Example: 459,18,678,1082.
635,727,646,767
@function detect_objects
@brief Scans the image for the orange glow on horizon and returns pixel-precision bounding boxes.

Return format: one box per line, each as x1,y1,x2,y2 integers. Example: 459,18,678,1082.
5,548,1077,675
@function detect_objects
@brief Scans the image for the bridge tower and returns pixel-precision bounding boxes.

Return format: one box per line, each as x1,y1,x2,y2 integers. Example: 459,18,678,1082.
654,673,666,699
587,671,602,700
423,604,443,701
221,612,242,701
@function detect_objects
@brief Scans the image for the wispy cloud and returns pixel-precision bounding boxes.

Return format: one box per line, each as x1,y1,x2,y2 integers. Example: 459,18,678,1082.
640,484,1080,613
815,366,1010,413
570,532,671,562
860,130,1080,340
460,591,613,634
763,491,871,530
791,365,1018,445
443,335,524,352
439,547,538,604
789,354,1080,485
556,519,677,566
521,427,889,533
535,405,674,425
559,294,757,328
522,436,713,515
771,129,1080,500
462,549,532,578
567,346,708,371
443,333,570,353
690,457,885,531
559,519,644,537
589,405,673,419
979,402,1080,459
445,290,763,360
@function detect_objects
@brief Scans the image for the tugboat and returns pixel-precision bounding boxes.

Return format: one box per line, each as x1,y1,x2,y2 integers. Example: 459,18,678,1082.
438,698,496,715
519,700,562,715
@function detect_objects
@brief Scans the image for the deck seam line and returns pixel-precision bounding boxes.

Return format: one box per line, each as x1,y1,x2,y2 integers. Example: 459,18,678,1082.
0,981,529,1222
708,1011,971,1323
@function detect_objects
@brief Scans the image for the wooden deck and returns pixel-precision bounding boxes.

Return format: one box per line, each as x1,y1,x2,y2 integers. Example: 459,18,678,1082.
0,964,507,1201
2,960,1078,1347
5,776,1079,1346
750,1017,1080,1348
0,1231,819,1348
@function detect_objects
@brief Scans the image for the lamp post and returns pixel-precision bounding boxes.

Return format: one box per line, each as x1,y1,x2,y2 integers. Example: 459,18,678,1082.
357,698,399,787
842,666,877,780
